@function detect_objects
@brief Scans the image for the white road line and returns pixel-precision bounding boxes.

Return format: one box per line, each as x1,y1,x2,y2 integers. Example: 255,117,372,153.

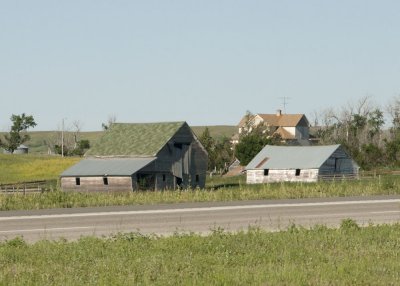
0,226,94,234
0,199,399,221
370,211,400,214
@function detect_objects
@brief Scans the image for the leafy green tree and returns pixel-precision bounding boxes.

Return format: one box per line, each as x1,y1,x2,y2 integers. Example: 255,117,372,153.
55,139,90,156
235,133,271,166
0,113,37,153
199,128,234,172
213,137,234,171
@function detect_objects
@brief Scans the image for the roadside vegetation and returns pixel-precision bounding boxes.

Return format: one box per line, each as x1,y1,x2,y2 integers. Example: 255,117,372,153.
1,174,400,211
1,221,399,285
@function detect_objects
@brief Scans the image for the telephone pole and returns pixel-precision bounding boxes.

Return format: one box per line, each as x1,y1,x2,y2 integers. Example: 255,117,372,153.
61,118,64,157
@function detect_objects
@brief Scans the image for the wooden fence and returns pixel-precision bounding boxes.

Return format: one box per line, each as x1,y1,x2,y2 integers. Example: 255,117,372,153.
0,180,51,194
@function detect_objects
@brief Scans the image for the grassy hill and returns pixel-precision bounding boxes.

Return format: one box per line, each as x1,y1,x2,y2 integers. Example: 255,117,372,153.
0,154,80,184
191,125,236,141
1,125,236,154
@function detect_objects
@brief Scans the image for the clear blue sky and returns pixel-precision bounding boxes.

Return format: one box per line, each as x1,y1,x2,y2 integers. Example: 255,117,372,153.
1,1,400,131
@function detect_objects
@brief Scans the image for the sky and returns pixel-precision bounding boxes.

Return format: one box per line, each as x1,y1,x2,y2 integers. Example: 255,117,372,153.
1,1,400,131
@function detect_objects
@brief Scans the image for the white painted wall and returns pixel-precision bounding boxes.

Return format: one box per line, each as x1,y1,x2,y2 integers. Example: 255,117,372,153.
247,169,319,184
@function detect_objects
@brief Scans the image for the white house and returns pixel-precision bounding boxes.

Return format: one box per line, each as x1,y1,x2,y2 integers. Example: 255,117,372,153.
234,110,310,145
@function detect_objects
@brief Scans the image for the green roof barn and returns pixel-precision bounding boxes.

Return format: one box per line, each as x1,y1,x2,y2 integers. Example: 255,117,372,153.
60,121,208,191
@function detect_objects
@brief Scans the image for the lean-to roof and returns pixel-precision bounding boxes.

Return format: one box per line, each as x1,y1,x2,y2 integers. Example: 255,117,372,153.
61,157,156,176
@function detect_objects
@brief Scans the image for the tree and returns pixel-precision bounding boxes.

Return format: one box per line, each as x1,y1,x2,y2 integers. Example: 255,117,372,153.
234,133,269,166
102,114,117,131
199,128,234,173
213,137,234,172
199,127,216,170
0,113,36,153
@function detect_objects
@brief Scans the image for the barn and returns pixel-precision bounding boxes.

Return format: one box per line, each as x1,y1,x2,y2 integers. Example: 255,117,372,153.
60,121,208,191
246,144,359,184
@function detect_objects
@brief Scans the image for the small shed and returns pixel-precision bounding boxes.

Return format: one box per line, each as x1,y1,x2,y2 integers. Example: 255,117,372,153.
60,121,208,192
245,144,359,184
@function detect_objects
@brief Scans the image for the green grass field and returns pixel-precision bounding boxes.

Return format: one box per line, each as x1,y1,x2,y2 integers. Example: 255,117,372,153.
1,222,399,285
0,154,80,184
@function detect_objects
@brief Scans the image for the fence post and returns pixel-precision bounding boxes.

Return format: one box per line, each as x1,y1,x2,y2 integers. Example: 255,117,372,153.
23,184,26,195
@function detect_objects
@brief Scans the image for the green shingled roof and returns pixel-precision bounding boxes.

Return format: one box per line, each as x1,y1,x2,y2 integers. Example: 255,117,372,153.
85,122,186,157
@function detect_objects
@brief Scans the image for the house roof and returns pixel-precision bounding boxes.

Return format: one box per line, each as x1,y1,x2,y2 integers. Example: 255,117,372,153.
61,157,157,177
257,114,306,127
85,121,186,157
274,127,295,140
246,144,342,170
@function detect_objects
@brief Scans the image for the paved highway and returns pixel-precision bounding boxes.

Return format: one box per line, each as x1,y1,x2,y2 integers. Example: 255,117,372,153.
0,195,399,242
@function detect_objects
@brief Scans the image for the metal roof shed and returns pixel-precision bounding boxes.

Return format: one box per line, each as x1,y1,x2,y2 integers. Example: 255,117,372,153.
246,145,359,184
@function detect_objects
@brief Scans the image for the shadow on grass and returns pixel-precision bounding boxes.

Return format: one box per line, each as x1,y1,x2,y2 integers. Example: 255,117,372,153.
206,183,240,190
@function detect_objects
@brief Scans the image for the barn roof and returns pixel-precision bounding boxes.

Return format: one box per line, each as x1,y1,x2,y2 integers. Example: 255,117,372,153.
246,144,342,170
85,121,186,157
61,157,157,176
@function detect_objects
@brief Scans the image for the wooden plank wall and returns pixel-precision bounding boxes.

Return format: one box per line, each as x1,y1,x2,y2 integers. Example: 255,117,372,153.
247,169,319,184
61,177,132,192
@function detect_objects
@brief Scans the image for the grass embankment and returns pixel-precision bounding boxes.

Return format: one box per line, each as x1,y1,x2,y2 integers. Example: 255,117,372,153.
1,222,399,285
1,175,400,211
0,154,80,184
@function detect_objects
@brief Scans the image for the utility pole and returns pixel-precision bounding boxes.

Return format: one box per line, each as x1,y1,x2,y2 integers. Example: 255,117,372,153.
61,118,64,157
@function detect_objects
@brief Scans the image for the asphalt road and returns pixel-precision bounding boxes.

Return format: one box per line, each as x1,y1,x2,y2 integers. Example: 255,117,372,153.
1,195,399,242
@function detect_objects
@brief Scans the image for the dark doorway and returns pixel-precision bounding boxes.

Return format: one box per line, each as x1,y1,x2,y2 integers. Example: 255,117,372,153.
137,174,155,190
176,177,183,189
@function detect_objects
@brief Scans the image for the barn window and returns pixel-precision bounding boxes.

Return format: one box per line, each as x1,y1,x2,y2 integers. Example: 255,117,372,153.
162,174,166,182
196,174,199,182
264,169,269,176
75,177,80,186
295,169,301,176
174,143,183,149
103,177,109,185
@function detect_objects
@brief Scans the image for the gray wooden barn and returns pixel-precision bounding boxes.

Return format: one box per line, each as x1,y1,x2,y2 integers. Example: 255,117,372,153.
60,121,208,191
246,144,359,184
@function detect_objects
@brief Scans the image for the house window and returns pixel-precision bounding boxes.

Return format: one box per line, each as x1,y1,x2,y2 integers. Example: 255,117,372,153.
196,174,199,182
295,169,301,176
103,177,109,185
162,174,166,182
264,169,269,176
75,177,80,186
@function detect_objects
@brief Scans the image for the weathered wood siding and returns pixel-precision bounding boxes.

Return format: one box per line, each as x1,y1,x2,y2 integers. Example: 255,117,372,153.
246,169,319,184
295,126,309,140
189,139,208,188
61,122,208,192
319,147,359,177
135,123,208,190
246,146,359,184
61,176,133,192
